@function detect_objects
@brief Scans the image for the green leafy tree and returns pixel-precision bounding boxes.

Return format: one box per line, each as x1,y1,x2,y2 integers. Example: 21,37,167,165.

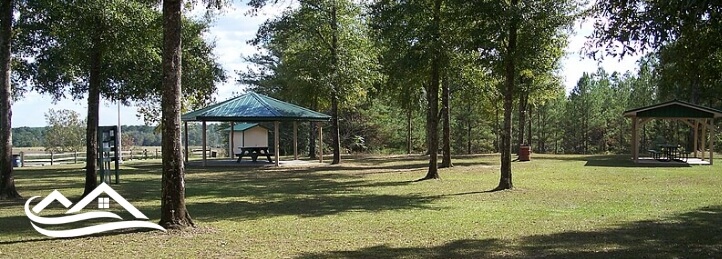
134,16,227,125
370,0,453,180
12,127,44,147
589,0,722,106
16,0,162,196
455,0,579,190
244,0,378,164
43,109,86,153
16,0,224,197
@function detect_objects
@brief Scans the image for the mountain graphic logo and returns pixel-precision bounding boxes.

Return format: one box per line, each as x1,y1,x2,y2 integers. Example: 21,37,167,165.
24,183,166,238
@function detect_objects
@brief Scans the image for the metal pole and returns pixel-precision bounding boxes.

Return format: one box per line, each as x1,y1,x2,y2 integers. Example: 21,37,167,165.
117,98,122,163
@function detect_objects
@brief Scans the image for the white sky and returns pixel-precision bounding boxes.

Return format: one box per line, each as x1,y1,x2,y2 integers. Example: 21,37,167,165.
11,3,639,127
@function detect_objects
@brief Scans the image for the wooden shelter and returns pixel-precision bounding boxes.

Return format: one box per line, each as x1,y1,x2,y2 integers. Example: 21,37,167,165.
181,92,331,166
623,100,722,164
224,123,269,157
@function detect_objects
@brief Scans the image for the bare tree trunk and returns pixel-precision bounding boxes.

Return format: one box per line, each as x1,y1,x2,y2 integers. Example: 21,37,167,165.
0,0,19,199
494,99,500,152
516,91,528,154
330,1,341,165
309,97,317,159
467,112,472,154
420,0,442,180
160,0,193,229
422,65,440,180
495,0,518,191
527,105,532,150
440,75,452,168
82,31,102,197
330,95,341,164
407,107,412,154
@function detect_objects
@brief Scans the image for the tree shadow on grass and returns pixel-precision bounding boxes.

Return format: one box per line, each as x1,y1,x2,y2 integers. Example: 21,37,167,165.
0,215,38,240
122,163,431,221
519,205,722,258
187,193,439,222
296,205,722,258
0,220,161,245
296,239,505,259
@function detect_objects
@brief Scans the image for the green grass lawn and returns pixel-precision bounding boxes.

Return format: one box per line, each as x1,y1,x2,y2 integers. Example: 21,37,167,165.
1,154,721,258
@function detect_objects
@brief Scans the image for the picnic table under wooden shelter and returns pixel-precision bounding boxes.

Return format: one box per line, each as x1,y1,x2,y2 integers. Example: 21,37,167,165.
181,92,331,166
623,100,722,165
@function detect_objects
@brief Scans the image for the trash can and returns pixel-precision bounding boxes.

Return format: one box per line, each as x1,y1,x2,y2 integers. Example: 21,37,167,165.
518,145,531,161
12,154,21,167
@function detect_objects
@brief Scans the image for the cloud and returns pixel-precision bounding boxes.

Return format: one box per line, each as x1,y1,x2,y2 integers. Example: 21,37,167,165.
202,2,282,102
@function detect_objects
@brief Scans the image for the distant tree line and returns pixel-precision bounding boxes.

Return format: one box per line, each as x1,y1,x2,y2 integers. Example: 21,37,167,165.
12,124,226,149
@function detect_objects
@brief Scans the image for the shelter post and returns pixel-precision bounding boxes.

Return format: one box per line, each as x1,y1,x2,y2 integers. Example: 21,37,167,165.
293,121,298,160
693,120,699,158
274,121,280,166
202,121,207,167
631,116,639,162
184,121,189,163
230,122,235,158
701,120,708,160
710,119,715,165
319,123,323,163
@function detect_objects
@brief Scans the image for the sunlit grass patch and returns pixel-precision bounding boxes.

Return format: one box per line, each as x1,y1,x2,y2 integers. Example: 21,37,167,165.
1,154,721,258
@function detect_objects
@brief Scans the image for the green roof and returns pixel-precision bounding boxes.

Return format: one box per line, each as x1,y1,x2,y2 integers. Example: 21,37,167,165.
182,92,331,122
221,123,266,132
624,100,722,118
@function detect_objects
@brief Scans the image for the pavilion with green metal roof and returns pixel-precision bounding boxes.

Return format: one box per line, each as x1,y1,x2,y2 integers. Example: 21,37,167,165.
623,100,722,164
182,92,331,166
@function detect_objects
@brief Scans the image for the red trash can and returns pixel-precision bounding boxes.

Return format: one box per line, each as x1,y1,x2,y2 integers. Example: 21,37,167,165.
519,145,531,161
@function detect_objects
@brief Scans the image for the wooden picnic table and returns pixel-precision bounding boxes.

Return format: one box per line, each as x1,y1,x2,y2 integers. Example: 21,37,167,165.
658,144,680,161
236,147,273,163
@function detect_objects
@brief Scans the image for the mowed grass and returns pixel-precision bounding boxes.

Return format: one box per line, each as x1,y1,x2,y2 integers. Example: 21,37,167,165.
1,154,721,258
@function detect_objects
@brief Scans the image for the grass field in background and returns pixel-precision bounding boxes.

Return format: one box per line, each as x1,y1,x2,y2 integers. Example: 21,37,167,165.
1,154,721,258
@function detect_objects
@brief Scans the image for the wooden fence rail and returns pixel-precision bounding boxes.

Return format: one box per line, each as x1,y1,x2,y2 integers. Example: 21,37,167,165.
14,148,221,167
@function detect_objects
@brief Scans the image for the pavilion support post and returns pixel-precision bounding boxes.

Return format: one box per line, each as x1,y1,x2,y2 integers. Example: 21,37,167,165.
184,121,189,163
631,116,639,162
693,120,699,158
274,121,280,166
701,120,708,161
202,121,207,167
293,121,298,160
230,122,235,158
709,118,716,165
319,123,323,163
